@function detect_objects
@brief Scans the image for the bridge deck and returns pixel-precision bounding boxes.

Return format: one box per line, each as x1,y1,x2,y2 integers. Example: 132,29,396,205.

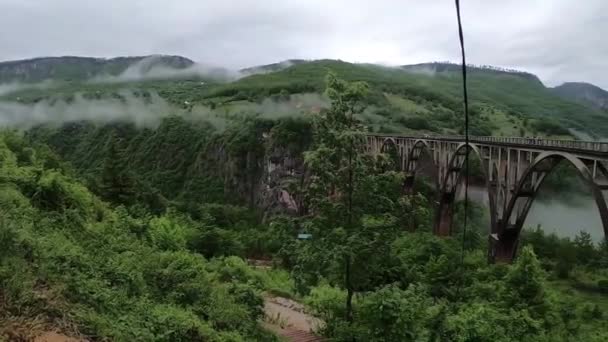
368,134,608,156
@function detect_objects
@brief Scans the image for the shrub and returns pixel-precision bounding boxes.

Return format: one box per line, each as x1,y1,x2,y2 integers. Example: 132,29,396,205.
397,116,436,131
148,216,194,251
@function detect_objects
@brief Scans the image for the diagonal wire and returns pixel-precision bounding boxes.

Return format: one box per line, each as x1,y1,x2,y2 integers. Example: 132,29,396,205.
454,0,470,265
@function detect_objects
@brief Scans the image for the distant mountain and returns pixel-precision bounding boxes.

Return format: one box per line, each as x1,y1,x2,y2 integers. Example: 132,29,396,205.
0,55,194,83
229,59,608,136
552,82,608,110
2,56,607,137
401,62,544,85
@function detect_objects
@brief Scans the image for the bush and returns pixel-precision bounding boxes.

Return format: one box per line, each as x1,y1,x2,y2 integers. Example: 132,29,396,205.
397,116,436,131
581,304,603,320
357,284,437,341
304,283,346,334
148,216,194,251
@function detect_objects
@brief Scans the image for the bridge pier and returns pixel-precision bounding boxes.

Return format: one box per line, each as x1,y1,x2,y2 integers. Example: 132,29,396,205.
489,228,519,263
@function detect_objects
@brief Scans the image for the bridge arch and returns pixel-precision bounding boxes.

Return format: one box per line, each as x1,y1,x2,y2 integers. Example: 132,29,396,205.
435,143,497,237
406,139,432,172
378,138,401,171
380,137,397,151
493,152,608,262
403,139,438,193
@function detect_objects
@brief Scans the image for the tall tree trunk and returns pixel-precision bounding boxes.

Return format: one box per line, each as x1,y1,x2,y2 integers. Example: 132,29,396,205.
345,106,355,325
345,255,354,323
247,151,254,208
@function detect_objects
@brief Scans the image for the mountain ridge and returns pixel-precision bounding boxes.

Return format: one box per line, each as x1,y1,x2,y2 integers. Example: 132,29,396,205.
0,55,194,83
1,55,607,137
1,55,606,94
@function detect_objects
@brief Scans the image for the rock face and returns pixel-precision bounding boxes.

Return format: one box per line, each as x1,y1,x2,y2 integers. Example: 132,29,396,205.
30,117,312,217
0,55,194,83
259,145,306,216
552,82,608,111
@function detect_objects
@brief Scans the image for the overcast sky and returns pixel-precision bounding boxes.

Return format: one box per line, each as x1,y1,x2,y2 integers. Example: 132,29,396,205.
1,0,606,88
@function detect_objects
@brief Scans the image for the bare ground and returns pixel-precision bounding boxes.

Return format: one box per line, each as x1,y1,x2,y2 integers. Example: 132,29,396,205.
263,296,324,342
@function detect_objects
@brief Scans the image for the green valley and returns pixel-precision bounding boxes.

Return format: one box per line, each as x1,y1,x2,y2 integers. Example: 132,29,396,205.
1,56,608,341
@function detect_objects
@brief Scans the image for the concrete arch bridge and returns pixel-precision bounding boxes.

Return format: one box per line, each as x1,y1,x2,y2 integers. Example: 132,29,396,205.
366,134,608,262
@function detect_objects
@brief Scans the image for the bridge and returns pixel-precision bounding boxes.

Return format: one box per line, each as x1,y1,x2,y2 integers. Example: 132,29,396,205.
366,134,608,262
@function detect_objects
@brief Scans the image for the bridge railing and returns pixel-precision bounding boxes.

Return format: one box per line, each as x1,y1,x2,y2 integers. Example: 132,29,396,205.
369,133,608,154
450,135,608,153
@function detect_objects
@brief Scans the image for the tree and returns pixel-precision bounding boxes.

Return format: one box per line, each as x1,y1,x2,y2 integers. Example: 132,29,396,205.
99,134,136,206
301,72,401,326
358,284,437,341
574,231,595,265
303,72,368,324
598,237,608,268
503,246,551,321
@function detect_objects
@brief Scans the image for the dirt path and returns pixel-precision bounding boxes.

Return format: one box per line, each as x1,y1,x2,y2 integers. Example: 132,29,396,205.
263,296,324,342
34,332,84,342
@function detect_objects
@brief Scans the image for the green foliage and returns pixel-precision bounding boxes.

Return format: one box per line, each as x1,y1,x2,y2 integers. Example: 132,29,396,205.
2,59,608,340
98,134,136,206
304,283,347,335
357,284,438,341
531,119,571,136
148,215,194,251
296,73,411,323
503,246,550,318
0,132,277,341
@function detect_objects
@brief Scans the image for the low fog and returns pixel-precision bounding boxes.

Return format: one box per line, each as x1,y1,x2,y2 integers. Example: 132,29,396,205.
0,91,329,131
0,80,54,96
0,91,173,129
90,56,242,83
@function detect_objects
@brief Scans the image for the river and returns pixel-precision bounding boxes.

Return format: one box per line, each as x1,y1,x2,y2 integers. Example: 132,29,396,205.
462,185,604,243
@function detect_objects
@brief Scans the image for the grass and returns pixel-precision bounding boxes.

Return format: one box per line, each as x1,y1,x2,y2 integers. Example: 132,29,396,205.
549,280,608,310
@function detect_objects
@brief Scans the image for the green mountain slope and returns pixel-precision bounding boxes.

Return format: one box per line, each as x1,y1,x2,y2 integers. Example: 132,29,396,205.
205,60,608,136
552,82,608,110
1,57,607,137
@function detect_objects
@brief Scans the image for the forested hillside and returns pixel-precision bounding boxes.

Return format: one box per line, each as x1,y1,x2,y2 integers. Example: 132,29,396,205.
3,58,607,138
1,70,608,341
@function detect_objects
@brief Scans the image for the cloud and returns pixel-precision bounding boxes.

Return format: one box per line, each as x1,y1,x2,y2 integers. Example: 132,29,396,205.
0,80,55,96
0,91,325,131
0,91,173,129
0,1,606,88
90,55,241,83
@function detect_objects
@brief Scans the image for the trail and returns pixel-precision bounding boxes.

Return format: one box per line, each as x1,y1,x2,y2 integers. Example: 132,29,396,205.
263,296,324,342
34,332,84,342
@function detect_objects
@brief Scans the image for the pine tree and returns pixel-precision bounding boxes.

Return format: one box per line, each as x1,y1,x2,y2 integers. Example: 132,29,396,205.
99,134,136,206
574,230,595,265
504,245,550,320
303,72,374,324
